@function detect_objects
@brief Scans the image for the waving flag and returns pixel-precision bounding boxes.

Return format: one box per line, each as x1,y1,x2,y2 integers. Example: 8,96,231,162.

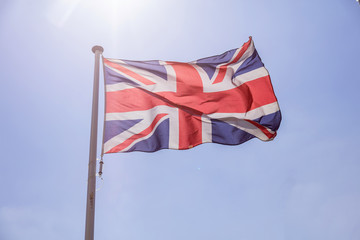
102,37,281,153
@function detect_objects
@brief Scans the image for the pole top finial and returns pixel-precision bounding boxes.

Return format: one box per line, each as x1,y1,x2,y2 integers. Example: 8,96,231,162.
92,46,104,54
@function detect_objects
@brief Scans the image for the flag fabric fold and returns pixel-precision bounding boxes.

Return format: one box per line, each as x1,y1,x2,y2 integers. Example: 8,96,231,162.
102,37,281,153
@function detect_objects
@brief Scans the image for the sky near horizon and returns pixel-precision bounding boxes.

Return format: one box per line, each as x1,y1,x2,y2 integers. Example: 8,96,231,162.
1,0,360,239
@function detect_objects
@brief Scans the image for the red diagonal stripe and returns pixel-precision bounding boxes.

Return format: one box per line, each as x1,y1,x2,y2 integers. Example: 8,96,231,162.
228,37,252,65
106,113,168,153
244,119,276,139
104,58,156,85
212,37,252,84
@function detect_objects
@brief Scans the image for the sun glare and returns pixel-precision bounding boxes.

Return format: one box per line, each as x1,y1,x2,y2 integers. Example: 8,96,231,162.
46,0,150,28
46,0,82,28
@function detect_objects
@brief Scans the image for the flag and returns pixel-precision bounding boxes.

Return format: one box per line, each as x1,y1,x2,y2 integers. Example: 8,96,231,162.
102,37,281,153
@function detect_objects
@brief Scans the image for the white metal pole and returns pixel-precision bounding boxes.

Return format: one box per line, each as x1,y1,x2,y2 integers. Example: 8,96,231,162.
85,45,104,240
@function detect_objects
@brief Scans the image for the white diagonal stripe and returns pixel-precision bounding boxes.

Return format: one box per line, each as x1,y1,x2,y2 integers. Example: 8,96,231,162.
207,102,280,120
104,106,180,152
105,61,176,93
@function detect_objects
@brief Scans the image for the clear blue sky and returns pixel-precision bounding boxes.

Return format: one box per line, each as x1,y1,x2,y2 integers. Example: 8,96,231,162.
1,0,360,239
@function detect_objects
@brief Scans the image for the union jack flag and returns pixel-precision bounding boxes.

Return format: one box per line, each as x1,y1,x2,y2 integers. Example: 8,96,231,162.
102,37,281,153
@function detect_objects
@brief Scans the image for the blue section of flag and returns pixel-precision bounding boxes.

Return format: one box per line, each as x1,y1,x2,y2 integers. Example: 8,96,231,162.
211,110,281,145
104,64,141,86
122,60,168,80
196,49,237,80
211,119,255,145
126,118,170,152
234,50,264,77
256,111,282,131
104,119,141,142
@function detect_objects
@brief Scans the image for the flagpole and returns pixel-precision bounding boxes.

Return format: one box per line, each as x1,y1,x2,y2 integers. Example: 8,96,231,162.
85,45,104,240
